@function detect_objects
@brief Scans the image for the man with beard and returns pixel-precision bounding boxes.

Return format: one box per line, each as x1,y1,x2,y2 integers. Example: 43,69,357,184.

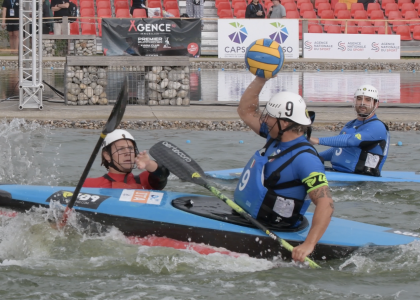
310,85,390,177
83,129,169,189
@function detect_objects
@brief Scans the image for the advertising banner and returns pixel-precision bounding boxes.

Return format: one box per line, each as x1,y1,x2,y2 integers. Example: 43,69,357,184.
218,19,299,59
303,71,400,103
217,70,299,101
102,18,201,57
303,33,400,59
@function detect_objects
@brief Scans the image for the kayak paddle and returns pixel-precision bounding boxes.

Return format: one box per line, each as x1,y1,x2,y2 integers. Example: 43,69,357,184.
58,79,128,228
149,141,321,269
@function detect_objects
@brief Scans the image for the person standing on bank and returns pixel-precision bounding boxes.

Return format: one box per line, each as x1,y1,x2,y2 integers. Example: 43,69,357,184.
1,0,19,53
130,0,148,17
245,0,265,18
83,129,169,189
268,0,286,18
50,0,69,35
236,77,334,263
309,85,390,177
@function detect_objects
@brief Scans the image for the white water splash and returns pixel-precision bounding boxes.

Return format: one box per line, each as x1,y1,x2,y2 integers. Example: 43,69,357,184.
0,118,61,185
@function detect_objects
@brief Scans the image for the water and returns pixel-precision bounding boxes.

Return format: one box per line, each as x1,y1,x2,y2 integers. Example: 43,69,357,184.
1,120,420,299
2,69,420,103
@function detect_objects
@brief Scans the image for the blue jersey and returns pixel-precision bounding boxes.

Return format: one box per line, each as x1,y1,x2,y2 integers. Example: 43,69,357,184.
319,115,389,176
234,123,328,226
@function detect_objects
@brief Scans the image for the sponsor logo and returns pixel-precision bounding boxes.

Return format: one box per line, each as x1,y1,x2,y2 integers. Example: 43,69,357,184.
228,22,248,44
355,133,362,140
128,21,171,33
192,172,201,178
338,41,346,51
162,141,192,162
371,42,379,52
304,41,312,51
335,148,342,156
269,22,289,44
119,190,164,205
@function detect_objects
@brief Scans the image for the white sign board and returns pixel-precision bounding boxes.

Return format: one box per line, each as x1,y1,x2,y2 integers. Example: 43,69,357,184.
217,70,299,101
303,33,400,59
303,71,400,103
218,19,299,59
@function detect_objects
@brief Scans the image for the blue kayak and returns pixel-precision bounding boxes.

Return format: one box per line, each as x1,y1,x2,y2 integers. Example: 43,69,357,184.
0,184,419,260
205,168,420,182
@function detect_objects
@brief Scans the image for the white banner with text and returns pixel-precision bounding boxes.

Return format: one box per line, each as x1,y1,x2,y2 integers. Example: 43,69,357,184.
218,19,299,59
303,33,400,59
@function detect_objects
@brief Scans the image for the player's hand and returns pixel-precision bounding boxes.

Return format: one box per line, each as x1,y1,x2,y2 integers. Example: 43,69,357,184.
292,241,315,263
1,22,6,29
135,150,151,170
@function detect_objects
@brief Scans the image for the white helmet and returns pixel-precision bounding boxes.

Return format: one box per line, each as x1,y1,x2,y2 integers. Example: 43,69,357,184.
266,92,311,125
354,85,379,101
102,129,136,150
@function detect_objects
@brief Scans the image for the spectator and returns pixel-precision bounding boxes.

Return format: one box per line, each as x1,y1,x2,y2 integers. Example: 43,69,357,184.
358,0,375,10
50,0,69,35
130,0,148,17
43,0,53,34
245,0,265,18
1,0,19,53
268,0,286,18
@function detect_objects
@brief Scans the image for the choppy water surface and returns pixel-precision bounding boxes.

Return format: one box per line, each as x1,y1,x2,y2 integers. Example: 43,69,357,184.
1,119,420,299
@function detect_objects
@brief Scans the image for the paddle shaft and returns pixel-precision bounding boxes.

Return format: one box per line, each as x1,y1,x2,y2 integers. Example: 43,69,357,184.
203,183,320,269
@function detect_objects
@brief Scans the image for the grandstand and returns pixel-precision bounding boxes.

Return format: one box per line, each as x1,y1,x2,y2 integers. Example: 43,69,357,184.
68,0,420,55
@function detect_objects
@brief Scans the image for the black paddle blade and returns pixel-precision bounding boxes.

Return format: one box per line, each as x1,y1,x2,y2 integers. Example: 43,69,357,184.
149,141,208,187
103,78,128,134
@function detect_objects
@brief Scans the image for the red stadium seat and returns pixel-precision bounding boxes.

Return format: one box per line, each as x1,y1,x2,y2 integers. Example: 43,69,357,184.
309,24,323,33
217,2,232,14
388,11,404,25
324,20,340,31
165,1,179,10
284,2,298,12
236,9,246,18
281,0,294,4
346,25,358,34
341,20,357,32
286,10,300,18
215,0,229,8
327,25,341,33
80,8,94,17
234,2,247,11
80,1,94,9
166,8,180,17
317,3,331,17
367,3,380,17
97,1,111,10
350,3,364,17
330,0,339,10
314,0,328,9
337,10,351,25
405,11,418,20
360,26,375,34
70,21,80,35
398,0,411,9
81,23,96,35
407,18,420,32
377,24,392,34
381,0,395,9
218,9,233,18
413,26,420,40
116,9,130,17
303,10,317,18
115,1,130,12
354,10,368,21
334,3,347,17
299,3,314,16
132,8,147,17
98,8,112,17
385,3,398,17
415,0,420,10
358,20,371,32
320,9,334,23
395,25,412,39
370,10,384,21
401,3,415,16
148,1,162,8
296,0,310,9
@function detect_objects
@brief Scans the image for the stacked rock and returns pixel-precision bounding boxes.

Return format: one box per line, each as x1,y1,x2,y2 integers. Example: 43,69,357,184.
74,39,96,56
145,66,190,106
42,40,55,57
66,66,108,105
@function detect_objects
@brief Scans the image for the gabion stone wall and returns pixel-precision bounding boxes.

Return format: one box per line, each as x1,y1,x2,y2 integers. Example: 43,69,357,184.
74,39,96,56
66,66,108,105
145,66,190,106
43,39,95,57
42,40,56,57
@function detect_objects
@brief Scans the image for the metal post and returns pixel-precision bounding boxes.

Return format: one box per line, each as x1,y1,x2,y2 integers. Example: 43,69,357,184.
18,0,43,110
